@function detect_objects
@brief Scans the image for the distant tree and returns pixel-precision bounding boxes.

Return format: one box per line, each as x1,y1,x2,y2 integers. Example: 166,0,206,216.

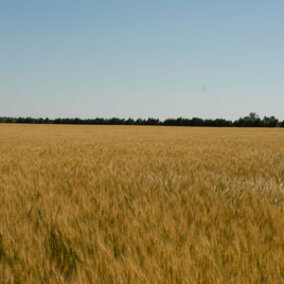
234,113,262,127
249,112,259,120
135,118,143,125
144,118,160,125
125,118,135,125
263,116,278,127
0,113,282,127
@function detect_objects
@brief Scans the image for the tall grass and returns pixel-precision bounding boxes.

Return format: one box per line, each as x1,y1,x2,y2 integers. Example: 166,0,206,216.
0,124,283,283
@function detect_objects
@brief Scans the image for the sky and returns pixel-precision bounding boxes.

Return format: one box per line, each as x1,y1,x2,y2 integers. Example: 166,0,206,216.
1,0,284,120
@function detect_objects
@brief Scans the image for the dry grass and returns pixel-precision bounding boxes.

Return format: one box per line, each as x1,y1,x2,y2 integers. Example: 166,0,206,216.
0,124,283,283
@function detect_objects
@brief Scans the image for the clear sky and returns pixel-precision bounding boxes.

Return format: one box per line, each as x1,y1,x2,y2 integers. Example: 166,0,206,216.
1,1,283,120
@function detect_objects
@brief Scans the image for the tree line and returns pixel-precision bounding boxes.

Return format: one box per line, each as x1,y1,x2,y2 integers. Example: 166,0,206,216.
0,113,283,127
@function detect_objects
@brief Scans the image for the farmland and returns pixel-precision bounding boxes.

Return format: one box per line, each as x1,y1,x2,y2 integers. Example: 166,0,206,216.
0,124,283,283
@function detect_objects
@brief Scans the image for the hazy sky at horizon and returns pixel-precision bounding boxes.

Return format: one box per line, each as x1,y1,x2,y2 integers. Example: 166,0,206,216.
1,1,284,120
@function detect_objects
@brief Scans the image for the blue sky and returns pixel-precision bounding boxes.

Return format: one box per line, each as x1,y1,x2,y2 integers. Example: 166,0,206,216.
1,1,283,119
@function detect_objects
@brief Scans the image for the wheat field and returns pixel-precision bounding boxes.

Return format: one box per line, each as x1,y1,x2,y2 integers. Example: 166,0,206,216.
0,124,283,283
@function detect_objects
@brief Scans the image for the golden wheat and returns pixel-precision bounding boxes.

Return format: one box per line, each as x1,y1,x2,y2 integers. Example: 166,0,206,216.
0,124,283,283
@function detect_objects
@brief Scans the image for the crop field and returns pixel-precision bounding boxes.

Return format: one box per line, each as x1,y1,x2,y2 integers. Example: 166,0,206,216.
0,124,283,283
